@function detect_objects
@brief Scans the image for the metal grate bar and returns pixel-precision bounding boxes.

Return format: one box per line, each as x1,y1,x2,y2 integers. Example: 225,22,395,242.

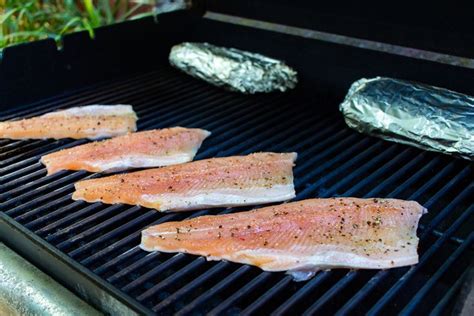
429,229,464,244
429,269,470,315
175,265,253,315
316,144,403,196
303,158,455,313
343,149,422,196
3,169,90,204
0,140,35,150
370,154,441,198
335,165,472,314
43,204,125,242
88,211,213,271
98,214,217,280
23,200,86,229
254,118,340,153
420,170,472,233
303,271,358,315
0,139,16,146
5,173,92,217
121,253,187,293
106,252,162,284
0,140,34,151
240,276,294,315
57,208,154,251
66,206,142,257
208,273,273,316
0,140,46,159
270,271,332,315
296,140,385,198
137,257,206,300
294,137,376,189
2,168,76,201
1,166,46,188
408,161,460,202
151,262,230,312
277,128,350,164
38,203,107,238
85,212,193,269
194,105,300,156
0,70,160,120
214,111,318,157
273,277,336,311
84,211,213,268
239,115,340,156
322,189,474,313
0,162,43,185
138,91,248,130
0,141,68,168
400,232,474,314
366,193,473,314
0,140,86,176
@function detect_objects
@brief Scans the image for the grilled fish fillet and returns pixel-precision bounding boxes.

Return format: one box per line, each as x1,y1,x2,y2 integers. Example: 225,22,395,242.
40,127,210,175
141,198,426,281
0,105,137,140
72,152,297,211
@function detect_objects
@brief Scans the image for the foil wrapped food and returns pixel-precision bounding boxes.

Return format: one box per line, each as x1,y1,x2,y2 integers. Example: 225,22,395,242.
340,77,474,160
169,42,298,94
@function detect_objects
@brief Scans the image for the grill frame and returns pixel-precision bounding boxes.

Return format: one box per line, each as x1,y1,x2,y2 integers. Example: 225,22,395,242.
1,9,473,316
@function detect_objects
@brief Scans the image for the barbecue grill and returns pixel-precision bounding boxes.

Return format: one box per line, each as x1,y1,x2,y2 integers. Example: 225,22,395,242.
1,1,473,315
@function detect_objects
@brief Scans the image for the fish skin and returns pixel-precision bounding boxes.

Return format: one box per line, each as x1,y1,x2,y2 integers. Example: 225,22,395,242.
0,105,137,140
140,198,426,281
72,152,297,211
40,127,211,175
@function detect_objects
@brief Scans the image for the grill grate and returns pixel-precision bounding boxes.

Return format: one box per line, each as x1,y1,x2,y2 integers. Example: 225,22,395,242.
1,65,472,315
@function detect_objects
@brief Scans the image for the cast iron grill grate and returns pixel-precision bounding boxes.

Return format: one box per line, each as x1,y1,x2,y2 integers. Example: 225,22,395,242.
1,65,472,315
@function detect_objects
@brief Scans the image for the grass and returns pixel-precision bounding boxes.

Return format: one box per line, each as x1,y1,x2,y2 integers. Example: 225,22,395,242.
0,1,156,50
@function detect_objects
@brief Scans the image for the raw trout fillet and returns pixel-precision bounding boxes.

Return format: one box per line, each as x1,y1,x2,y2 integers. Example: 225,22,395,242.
141,198,426,281
72,152,297,211
40,127,210,175
0,105,137,140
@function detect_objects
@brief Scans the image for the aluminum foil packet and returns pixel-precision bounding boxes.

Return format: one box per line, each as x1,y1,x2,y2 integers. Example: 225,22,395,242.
169,42,298,94
340,77,474,160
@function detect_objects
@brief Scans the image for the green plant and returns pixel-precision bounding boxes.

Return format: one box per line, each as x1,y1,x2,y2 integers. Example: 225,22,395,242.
0,0,155,50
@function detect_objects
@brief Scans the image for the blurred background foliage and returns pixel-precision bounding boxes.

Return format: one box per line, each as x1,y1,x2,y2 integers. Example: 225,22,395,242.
0,1,156,50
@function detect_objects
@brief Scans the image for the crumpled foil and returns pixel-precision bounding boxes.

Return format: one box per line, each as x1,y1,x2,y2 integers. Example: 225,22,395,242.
169,42,298,94
340,77,474,160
